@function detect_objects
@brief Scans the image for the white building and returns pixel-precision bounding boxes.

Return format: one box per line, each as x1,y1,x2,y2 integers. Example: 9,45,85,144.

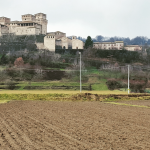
124,45,142,51
93,41,124,50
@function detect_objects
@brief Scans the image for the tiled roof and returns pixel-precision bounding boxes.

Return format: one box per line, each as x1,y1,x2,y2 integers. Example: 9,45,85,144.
125,45,141,47
94,41,124,44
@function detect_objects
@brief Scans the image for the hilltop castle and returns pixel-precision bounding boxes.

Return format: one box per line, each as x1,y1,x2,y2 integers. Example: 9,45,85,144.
0,13,141,51
0,13,47,36
0,13,84,51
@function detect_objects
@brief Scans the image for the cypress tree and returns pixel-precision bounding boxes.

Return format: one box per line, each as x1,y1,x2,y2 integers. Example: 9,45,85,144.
84,36,93,49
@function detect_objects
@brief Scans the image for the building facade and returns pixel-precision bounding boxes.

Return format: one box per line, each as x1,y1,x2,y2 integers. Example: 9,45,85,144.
124,45,142,51
93,41,124,50
0,13,47,36
44,31,84,51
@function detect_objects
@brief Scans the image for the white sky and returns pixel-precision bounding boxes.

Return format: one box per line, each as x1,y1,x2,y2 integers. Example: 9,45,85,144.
0,0,150,39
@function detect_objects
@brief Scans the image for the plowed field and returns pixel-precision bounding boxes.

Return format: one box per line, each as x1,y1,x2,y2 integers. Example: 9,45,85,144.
0,100,150,150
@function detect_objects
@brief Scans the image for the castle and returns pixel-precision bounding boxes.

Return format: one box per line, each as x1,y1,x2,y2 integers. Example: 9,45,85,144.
0,13,47,36
0,13,84,51
0,13,142,52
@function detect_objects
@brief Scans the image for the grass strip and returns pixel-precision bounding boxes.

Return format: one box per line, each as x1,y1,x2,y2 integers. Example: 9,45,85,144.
105,102,150,108
0,93,69,101
0,100,11,104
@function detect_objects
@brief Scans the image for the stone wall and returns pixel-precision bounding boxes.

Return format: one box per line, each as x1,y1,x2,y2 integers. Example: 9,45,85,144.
0,25,9,36
36,43,45,49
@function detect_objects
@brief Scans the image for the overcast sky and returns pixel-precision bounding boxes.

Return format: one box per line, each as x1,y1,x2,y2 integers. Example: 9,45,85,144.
0,0,150,39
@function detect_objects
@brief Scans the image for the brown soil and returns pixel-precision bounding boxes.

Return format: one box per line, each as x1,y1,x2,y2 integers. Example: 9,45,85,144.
0,100,150,149
117,100,150,107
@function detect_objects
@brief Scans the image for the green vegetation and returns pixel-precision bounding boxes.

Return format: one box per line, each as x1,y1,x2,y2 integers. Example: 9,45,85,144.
0,93,69,101
92,81,108,91
16,82,89,87
0,35,149,93
0,100,11,104
0,93,149,103
95,49,141,63
84,36,93,49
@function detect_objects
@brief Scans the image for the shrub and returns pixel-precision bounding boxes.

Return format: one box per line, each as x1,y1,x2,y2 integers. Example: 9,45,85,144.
5,80,16,90
130,80,146,93
14,57,24,67
106,79,121,90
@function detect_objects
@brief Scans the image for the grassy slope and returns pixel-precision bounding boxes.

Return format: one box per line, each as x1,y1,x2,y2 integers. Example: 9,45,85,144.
0,66,127,91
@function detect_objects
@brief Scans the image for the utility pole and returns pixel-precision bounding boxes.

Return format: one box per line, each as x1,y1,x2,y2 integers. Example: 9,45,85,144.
128,65,130,94
79,52,82,93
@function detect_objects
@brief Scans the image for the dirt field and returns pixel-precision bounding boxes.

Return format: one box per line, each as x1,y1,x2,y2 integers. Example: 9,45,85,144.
115,100,150,107
0,100,150,150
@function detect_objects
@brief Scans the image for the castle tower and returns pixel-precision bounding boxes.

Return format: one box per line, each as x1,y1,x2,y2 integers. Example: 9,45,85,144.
22,14,36,22
35,13,48,35
0,17,11,25
44,34,55,51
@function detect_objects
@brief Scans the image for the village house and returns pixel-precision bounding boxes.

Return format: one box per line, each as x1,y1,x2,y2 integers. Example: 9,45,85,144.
93,41,124,50
124,45,142,51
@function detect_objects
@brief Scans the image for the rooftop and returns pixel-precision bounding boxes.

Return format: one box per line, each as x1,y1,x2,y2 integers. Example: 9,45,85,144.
35,13,46,15
22,14,34,16
7,21,41,25
0,17,10,19
125,45,142,47
94,41,124,44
